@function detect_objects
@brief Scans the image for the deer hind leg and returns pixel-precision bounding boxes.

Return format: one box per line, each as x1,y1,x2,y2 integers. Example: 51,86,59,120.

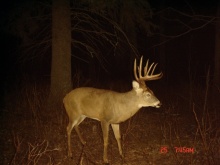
74,115,86,145
66,115,86,158
111,124,123,157
101,121,110,164
67,119,77,158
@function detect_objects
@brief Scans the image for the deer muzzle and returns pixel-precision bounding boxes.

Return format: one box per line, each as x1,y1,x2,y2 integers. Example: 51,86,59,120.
154,101,162,108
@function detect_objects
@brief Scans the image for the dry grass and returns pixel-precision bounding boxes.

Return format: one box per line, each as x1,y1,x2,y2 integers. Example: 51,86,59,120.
1,78,220,165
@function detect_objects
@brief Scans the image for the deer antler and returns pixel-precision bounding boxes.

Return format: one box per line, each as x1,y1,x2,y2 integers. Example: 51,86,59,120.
134,56,163,82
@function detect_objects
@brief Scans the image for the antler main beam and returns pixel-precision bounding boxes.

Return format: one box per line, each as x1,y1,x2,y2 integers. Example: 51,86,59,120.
134,56,163,82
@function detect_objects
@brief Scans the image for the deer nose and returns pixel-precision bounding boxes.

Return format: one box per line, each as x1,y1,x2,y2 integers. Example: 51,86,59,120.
155,102,162,108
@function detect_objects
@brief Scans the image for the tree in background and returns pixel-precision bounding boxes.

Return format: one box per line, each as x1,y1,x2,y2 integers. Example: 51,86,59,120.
49,0,72,107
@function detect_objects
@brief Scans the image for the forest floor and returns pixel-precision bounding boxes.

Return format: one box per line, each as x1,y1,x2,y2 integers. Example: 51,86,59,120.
1,80,220,165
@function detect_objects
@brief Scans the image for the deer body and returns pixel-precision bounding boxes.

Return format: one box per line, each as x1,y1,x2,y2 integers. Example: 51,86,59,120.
64,84,159,124
64,57,162,164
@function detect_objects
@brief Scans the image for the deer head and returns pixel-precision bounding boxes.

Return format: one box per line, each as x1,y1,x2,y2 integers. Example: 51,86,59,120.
133,56,163,108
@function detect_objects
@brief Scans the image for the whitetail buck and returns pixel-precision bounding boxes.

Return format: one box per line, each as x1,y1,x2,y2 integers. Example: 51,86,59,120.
63,56,163,164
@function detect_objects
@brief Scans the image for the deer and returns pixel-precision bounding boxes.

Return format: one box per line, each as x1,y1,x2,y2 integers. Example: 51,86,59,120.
63,56,163,164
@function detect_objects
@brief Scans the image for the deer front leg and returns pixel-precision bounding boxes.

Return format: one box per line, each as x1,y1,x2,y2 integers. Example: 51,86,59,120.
111,124,123,157
101,121,110,164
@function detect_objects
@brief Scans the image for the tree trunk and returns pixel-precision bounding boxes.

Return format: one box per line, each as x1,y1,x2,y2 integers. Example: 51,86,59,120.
49,0,72,108
214,1,220,86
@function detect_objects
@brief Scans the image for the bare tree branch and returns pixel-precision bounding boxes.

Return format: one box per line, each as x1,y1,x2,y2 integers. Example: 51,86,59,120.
152,7,217,48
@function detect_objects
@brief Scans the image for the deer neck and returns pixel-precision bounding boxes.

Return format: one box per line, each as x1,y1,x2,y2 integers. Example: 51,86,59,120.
107,89,141,123
123,89,142,109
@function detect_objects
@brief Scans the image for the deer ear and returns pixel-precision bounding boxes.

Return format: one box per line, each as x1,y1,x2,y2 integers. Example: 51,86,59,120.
132,81,139,89
132,81,143,93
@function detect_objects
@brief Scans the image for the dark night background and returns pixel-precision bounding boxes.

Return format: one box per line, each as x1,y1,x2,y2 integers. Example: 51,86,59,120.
0,0,219,90
1,1,217,80
0,0,219,86
0,0,220,164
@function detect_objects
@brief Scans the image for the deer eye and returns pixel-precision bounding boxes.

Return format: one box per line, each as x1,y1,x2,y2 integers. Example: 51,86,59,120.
145,92,151,97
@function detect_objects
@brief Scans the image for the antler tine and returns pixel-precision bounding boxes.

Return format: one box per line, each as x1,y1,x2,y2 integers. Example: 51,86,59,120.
139,56,143,79
146,62,155,76
144,59,149,75
151,63,158,75
134,58,139,81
